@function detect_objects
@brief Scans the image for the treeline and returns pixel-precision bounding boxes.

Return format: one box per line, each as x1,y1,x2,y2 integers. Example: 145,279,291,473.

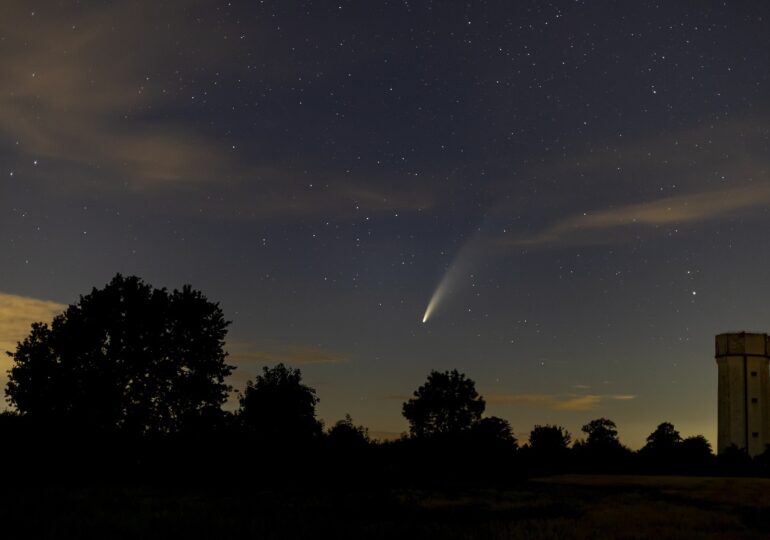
0,275,761,486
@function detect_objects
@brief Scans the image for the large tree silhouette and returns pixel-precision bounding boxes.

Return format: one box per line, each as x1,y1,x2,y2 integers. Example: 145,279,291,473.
238,363,322,444
5,274,233,435
402,369,485,438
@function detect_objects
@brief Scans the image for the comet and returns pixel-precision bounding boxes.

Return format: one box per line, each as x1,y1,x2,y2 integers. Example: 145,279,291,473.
422,276,451,323
421,232,482,324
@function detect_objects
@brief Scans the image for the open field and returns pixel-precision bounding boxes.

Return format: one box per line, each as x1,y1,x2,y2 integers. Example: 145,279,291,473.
1,475,769,539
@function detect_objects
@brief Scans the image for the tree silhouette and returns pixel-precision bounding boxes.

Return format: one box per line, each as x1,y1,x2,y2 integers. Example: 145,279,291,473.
577,417,629,470
642,422,682,453
681,434,711,457
402,369,485,438
327,414,370,449
471,416,517,450
5,274,232,435
679,435,713,470
581,418,620,449
529,424,571,455
639,422,683,470
238,363,322,445
717,443,752,473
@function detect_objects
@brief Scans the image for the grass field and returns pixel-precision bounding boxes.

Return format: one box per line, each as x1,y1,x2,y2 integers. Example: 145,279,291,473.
2,475,769,539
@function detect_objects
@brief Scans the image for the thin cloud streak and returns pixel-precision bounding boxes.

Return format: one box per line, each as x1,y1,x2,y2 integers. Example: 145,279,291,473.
486,393,637,412
508,183,770,247
228,341,348,367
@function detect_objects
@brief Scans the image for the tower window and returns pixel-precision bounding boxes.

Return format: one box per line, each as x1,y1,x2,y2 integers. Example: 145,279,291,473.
752,398,759,404
753,432,760,438
751,371,758,377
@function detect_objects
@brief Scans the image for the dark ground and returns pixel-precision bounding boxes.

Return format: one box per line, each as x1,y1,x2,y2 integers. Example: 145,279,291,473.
2,475,770,539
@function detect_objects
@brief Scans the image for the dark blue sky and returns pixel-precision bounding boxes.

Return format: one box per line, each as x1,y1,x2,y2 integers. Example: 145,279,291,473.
1,0,769,446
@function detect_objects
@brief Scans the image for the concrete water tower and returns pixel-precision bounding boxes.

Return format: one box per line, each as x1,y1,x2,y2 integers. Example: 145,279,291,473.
715,332,770,456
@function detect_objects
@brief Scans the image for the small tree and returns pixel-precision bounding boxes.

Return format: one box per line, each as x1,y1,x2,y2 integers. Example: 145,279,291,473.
577,418,630,470
471,416,517,450
639,422,683,470
238,363,322,444
327,414,370,449
582,418,620,449
681,435,712,457
6,274,233,435
679,435,713,470
643,422,682,453
402,369,485,438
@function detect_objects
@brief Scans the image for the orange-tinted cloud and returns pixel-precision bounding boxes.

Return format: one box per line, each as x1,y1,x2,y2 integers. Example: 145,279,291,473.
486,393,636,412
227,341,348,367
0,292,65,399
487,116,770,248
508,183,770,247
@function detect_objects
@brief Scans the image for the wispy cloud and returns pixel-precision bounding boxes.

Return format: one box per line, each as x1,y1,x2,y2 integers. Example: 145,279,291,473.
0,293,64,355
507,183,770,247
0,3,236,190
227,341,348,367
486,393,637,412
0,2,438,221
166,170,435,222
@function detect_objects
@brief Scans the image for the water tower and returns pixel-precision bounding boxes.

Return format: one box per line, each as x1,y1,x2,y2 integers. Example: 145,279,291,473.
715,332,770,456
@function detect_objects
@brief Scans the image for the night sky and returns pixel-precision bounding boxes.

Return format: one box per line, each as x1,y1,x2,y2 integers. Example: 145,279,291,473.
1,1,769,447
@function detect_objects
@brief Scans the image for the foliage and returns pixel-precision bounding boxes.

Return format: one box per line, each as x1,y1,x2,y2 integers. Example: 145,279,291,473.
581,418,620,448
642,421,682,453
529,424,571,455
679,435,714,469
5,274,232,435
402,369,485,438
575,417,631,471
328,414,370,449
680,435,711,456
717,443,752,470
238,363,322,444
471,416,518,450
